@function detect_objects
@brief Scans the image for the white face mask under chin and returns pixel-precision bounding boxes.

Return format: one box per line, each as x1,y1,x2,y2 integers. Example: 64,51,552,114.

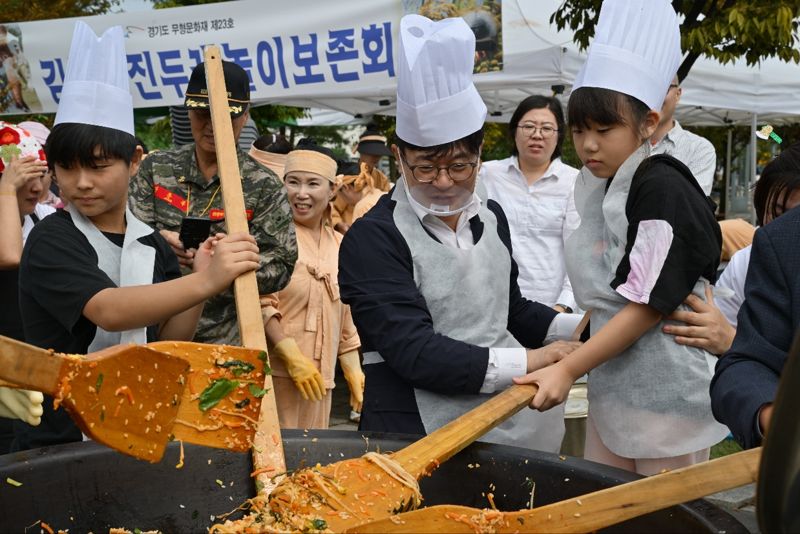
402,174,475,217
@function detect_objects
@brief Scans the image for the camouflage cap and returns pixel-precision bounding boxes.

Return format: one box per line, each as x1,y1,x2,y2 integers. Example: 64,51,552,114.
184,60,250,117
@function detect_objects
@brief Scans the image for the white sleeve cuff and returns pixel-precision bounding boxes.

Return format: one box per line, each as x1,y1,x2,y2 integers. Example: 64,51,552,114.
544,313,585,344
480,348,527,393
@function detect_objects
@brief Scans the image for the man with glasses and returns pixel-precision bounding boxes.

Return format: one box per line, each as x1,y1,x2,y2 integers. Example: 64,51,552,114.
650,76,717,195
339,15,581,449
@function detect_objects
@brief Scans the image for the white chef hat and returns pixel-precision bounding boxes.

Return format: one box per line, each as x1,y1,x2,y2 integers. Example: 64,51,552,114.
571,0,682,111
54,22,134,136
396,14,487,147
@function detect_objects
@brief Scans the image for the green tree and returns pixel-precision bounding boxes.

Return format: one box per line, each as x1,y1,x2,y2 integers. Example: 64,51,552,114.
1,0,119,22
551,1,800,81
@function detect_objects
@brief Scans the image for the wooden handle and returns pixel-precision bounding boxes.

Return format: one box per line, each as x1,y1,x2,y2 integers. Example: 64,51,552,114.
519,446,761,532
395,384,538,478
203,46,286,488
0,336,62,394
350,447,762,533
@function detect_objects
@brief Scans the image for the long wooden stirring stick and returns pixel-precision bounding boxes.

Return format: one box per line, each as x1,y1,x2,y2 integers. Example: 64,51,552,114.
203,46,285,492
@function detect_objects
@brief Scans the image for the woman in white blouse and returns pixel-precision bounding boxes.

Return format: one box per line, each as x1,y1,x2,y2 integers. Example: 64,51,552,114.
480,96,579,313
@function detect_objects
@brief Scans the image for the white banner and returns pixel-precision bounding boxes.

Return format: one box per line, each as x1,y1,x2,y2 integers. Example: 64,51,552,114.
0,0,503,115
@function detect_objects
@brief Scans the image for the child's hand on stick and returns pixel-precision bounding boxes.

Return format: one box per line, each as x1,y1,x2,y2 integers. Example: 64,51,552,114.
196,231,259,293
514,361,576,412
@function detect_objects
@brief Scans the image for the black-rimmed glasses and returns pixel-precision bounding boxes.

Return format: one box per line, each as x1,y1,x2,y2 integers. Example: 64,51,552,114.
401,155,479,184
516,123,558,138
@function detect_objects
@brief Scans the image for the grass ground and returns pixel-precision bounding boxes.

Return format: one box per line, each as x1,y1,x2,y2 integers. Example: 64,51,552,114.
711,437,744,459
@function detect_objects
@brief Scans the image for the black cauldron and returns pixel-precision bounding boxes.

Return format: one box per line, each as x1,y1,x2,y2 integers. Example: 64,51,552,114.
0,430,747,533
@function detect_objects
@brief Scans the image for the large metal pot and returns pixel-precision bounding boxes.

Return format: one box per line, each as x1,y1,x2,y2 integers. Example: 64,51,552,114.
0,430,746,533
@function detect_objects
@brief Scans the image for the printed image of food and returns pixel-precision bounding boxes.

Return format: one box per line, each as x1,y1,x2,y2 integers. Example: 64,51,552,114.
418,0,503,73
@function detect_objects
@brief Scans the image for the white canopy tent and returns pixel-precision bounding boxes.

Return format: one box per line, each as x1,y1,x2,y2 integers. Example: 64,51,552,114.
276,0,798,219
260,0,800,128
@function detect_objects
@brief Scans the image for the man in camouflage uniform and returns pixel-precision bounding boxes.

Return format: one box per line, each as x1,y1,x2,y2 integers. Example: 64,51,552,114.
129,60,297,346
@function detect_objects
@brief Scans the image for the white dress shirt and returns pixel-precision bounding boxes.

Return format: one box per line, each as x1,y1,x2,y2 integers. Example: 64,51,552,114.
716,245,751,328
406,186,583,393
22,203,56,242
650,120,716,195
480,156,580,310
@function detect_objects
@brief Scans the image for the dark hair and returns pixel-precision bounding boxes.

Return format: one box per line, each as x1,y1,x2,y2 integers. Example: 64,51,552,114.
295,137,336,161
568,87,650,134
509,95,566,160
394,127,484,160
337,160,360,176
754,141,800,226
45,123,138,171
253,133,293,154
134,136,149,154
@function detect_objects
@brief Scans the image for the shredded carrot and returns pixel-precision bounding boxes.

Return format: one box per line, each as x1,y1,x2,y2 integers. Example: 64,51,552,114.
355,466,369,482
40,521,54,534
114,386,135,404
221,420,246,429
187,370,199,396
250,466,276,477
175,439,185,469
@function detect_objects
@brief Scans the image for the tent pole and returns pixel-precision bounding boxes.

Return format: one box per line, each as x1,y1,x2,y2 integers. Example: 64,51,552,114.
725,128,732,219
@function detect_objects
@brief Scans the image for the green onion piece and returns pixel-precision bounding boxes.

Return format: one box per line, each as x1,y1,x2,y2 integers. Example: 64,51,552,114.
95,373,104,393
6,477,22,487
248,384,268,398
310,518,328,530
258,352,272,375
198,378,239,412
215,359,256,377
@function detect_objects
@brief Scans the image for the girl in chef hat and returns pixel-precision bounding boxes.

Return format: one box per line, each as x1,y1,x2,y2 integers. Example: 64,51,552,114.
515,0,728,475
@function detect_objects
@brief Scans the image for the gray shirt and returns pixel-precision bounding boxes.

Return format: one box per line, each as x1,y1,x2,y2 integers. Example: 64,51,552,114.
650,120,716,195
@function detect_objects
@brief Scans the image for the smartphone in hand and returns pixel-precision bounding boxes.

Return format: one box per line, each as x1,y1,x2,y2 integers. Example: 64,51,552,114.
178,216,213,250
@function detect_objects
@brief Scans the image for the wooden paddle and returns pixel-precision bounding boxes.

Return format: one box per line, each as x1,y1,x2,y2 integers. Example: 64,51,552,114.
0,334,187,462
257,384,540,531
202,46,286,491
347,447,761,532
0,336,268,462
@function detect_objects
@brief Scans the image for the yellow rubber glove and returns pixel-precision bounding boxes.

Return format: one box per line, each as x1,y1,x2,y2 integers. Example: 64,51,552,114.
338,350,365,413
0,387,44,425
272,338,325,402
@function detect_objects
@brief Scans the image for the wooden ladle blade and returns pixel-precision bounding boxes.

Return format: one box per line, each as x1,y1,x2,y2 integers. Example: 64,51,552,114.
347,447,761,533
228,384,540,532
0,335,189,462
0,336,268,461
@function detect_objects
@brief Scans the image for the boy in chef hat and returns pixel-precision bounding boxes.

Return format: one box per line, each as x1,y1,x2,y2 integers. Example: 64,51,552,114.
337,14,580,450
12,22,261,451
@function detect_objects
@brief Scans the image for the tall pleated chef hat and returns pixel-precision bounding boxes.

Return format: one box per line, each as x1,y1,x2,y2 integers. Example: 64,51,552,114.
395,14,487,147
55,21,134,135
572,0,682,111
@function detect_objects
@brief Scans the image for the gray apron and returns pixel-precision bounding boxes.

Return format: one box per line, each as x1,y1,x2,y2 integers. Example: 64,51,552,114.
365,179,564,451
565,145,728,458
66,205,154,350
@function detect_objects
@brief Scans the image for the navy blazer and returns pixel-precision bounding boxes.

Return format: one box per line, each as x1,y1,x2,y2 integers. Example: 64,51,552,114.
710,206,800,449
